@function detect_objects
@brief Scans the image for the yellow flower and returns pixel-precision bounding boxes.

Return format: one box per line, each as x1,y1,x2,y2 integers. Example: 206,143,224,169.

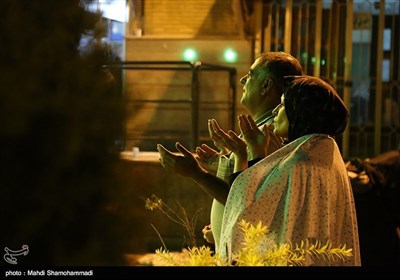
144,194,162,211
145,196,353,266
154,219,353,266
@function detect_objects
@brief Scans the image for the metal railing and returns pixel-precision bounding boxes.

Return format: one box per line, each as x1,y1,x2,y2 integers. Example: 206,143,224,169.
105,61,237,150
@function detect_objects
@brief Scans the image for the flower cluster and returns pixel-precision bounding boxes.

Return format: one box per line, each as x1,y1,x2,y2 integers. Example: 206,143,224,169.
155,220,352,266
145,195,353,266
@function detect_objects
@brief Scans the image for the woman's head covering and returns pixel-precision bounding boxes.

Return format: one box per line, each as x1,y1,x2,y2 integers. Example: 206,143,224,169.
283,75,349,142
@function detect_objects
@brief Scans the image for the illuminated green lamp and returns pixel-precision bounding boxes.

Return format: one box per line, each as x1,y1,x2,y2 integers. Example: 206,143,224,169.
223,48,238,63
182,48,198,61
311,56,316,64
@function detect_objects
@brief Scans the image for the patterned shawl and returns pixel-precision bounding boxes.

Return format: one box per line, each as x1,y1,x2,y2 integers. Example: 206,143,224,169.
218,134,361,266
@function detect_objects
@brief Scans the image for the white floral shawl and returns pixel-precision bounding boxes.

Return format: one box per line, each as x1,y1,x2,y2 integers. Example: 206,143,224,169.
218,134,361,266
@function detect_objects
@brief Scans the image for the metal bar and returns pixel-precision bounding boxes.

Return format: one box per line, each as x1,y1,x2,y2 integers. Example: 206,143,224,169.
295,2,302,60
304,2,310,73
197,62,237,72
191,63,200,150
104,60,236,150
117,61,195,66
284,0,293,53
129,99,191,103
263,2,272,53
325,0,333,81
117,67,195,71
374,0,385,155
331,1,340,91
107,61,236,72
313,0,322,77
253,0,263,57
342,0,354,159
274,3,280,51
229,70,237,132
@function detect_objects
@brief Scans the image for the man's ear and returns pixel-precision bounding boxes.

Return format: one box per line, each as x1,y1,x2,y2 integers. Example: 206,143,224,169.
261,78,273,95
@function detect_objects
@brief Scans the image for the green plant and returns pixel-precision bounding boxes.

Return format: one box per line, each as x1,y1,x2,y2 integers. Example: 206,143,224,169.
145,194,201,248
145,195,353,266
155,220,353,266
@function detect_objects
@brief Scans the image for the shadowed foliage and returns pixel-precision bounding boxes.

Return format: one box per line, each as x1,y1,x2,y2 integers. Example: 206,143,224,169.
0,0,129,265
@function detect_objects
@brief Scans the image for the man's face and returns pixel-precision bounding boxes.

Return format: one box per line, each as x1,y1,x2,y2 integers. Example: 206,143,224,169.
239,57,268,111
272,94,289,138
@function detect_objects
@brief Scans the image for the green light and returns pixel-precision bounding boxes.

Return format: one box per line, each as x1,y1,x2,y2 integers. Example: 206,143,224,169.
223,48,238,63
183,48,197,61
301,52,308,64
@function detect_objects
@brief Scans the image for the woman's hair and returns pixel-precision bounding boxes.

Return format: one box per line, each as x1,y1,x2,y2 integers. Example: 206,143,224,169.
283,75,349,142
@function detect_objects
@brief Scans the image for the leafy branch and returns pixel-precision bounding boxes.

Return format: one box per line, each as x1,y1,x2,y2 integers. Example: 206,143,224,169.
144,194,201,248
154,219,353,266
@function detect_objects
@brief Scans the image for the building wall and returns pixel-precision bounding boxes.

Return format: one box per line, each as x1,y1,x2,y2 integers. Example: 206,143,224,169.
141,0,243,38
124,38,252,152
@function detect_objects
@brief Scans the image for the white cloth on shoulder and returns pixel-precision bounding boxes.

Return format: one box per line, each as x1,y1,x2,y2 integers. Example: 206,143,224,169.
218,133,361,266
210,114,282,249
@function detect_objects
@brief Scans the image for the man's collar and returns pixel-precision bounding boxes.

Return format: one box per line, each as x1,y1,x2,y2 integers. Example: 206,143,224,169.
254,109,274,126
